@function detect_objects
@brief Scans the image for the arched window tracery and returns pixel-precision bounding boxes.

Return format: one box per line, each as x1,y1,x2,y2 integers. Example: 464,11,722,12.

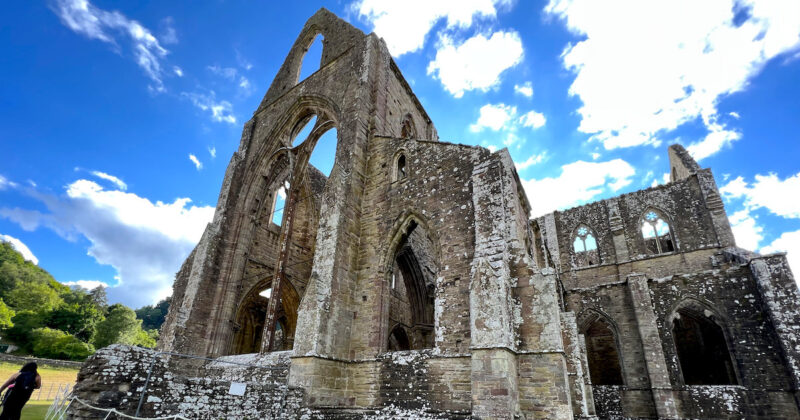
572,225,599,267
640,209,675,254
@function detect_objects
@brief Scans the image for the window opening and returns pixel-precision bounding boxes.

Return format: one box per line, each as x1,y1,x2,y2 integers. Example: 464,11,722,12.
259,287,272,299
387,325,411,351
584,316,624,385
396,154,407,180
641,210,675,254
292,115,317,147
572,225,599,267
272,181,290,226
298,34,324,82
672,309,737,385
308,128,337,177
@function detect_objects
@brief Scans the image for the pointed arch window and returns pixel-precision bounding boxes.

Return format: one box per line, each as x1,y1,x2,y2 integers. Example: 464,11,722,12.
395,153,407,181
583,314,624,385
641,210,675,254
671,305,737,385
572,225,599,267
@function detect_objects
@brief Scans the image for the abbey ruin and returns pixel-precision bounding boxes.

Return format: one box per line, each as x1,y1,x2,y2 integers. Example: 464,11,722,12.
69,9,800,419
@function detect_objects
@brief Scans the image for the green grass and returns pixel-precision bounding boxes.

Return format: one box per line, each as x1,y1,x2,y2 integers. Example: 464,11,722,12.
21,399,53,420
0,361,78,386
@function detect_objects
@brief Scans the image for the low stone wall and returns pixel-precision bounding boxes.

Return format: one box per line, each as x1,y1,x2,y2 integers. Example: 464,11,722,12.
0,353,84,369
68,345,306,419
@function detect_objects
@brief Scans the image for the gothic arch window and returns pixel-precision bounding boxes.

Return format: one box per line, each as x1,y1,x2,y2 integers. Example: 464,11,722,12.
671,303,737,385
582,312,624,385
394,153,407,181
385,217,438,351
388,325,411,351
400,114,417,139
640,209,675,254
572,224,600,267
298,34,324,82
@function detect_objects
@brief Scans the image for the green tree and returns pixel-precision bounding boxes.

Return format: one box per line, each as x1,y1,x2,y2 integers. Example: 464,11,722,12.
46,301,104,343
0,299,14,329
94,304,147,348
30,328,94,361
6,281,62,312
135,297,171,331
5,311,46,350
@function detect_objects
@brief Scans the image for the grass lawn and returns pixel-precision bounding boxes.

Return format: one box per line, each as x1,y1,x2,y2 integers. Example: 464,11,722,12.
0,361,78,385
21,399,53,420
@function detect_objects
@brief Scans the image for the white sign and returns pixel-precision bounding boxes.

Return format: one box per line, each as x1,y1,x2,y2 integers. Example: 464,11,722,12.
228,382,247,396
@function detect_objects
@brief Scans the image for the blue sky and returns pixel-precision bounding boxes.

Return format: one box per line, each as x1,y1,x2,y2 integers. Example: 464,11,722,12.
1,0,799,308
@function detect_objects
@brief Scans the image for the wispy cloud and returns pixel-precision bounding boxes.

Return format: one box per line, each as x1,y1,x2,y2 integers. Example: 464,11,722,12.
51,0,171,92
514,82,533,97
188,154,202,170
208,147,217,159
181,91,236,124
515,152,547,171
90,171,127,190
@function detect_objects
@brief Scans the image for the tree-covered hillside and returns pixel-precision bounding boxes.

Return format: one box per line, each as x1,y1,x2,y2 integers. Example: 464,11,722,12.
0,240,170,361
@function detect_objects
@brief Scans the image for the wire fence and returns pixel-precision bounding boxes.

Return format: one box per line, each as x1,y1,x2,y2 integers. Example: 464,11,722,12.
31,382,73,400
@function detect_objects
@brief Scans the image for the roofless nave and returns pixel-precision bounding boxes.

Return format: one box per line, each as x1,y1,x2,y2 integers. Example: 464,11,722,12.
68,9,800,419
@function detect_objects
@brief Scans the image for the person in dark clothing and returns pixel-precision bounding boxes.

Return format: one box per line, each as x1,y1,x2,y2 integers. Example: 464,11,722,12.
0,362,41,420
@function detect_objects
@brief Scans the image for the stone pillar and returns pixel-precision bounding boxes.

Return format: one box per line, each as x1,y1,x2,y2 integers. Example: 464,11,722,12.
627,274,679,419
607,199,629,263
561,312,595,418
750,255,800,404
696,169,736,248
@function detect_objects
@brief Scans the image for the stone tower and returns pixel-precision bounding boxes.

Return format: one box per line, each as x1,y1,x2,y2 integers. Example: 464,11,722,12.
68,9,800,420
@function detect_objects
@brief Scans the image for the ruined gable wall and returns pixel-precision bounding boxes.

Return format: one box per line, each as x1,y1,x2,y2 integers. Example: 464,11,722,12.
551,175,723,289
350,136,487,359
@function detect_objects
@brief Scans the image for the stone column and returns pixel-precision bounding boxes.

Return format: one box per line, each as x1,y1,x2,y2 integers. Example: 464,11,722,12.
627,274,679,419
750,255,800,406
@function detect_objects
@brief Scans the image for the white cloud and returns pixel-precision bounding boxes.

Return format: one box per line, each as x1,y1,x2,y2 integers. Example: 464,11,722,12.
188,154,202,170
522,159,636,217
173,66,183,77
762,229,800,275
160,17,178,45
685,117,741,161
208,147,217,158
63,280,108,290
0,234,38,265
729,111,740,119
728,209,764,250
207,65,238,80
545,0,800,158
471,103,517,132
91,171,127,190
427,31,524,98
471,103,547,132
182,91,236,124
51,0,171,91
519,110,546,129
0,175,17,190
0,179,214,307
514,82,534,97
721,172,800,219
354,0,510,56
515,152,547,171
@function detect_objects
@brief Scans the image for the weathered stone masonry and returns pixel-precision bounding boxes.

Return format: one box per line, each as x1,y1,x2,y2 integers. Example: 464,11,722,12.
70,9,800,419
